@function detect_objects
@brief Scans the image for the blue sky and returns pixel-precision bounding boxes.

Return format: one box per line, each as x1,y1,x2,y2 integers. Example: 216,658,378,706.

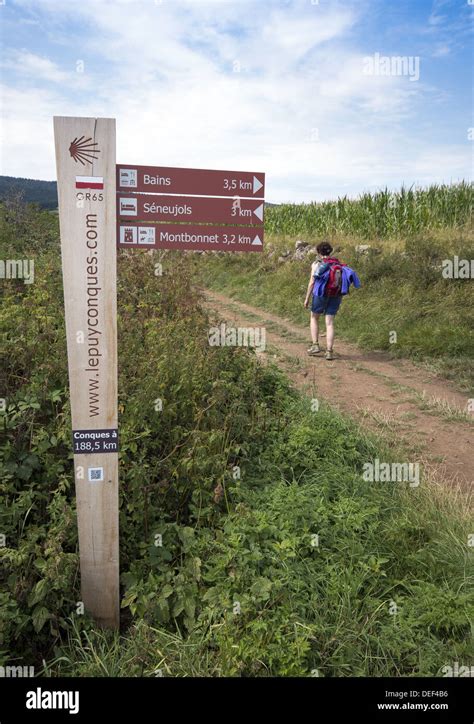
0,0,472,202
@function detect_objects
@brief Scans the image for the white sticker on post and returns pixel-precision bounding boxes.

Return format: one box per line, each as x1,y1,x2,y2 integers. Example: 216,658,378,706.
88,467,104,482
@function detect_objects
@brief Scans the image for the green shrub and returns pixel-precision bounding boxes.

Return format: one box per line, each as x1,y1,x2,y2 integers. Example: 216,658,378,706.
1,201,472,677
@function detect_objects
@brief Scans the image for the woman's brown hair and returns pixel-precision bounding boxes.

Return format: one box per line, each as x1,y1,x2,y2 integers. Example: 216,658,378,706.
316,241,333,256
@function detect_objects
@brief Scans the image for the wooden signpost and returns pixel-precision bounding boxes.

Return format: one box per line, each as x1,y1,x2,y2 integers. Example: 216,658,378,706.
116,164,265,252
117,222,263,251
54,115,266,628
116,164,265,197
54,116,119,629
117,194,264,225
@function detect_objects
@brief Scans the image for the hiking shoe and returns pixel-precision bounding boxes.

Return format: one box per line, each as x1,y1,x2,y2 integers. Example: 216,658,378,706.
307,343,321,356
325,349,334,361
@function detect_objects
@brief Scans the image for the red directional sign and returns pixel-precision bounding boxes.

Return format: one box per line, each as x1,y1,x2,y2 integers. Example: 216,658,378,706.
117,165,265,198
117,222,264,252
117,194,264,226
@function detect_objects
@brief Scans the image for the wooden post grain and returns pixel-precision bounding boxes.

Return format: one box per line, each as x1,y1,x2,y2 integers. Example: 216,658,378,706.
54,116,119,628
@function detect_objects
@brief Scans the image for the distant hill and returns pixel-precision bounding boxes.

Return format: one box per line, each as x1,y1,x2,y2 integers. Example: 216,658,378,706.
0,175,279,211
0,176,58,210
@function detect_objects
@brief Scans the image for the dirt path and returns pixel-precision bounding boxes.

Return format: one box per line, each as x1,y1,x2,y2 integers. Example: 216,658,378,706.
203,289,472,491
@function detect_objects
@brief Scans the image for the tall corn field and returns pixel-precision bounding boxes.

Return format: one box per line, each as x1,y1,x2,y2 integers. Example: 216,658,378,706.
265,182,473,239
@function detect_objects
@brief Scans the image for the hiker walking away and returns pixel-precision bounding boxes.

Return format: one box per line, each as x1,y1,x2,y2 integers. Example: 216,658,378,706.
304,241,360,360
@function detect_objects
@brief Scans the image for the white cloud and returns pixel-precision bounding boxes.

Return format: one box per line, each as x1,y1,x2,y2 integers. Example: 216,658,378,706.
1,50,73,84
431,44,451,57
1,0,471,201
261,8,354,55
0,84,62,179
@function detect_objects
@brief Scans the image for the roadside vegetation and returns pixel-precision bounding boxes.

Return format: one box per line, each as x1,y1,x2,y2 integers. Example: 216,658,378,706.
1,200,472,676
198,183,474,391
265,182,472,239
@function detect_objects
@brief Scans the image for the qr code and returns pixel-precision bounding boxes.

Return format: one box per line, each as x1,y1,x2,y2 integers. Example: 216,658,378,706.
88,467,104,482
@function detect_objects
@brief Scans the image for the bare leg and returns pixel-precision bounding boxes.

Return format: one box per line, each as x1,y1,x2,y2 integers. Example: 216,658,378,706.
325,314,335,350
310,312,320,344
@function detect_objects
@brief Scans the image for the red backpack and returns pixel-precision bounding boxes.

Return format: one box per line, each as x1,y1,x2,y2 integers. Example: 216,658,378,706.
324,257,345,297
